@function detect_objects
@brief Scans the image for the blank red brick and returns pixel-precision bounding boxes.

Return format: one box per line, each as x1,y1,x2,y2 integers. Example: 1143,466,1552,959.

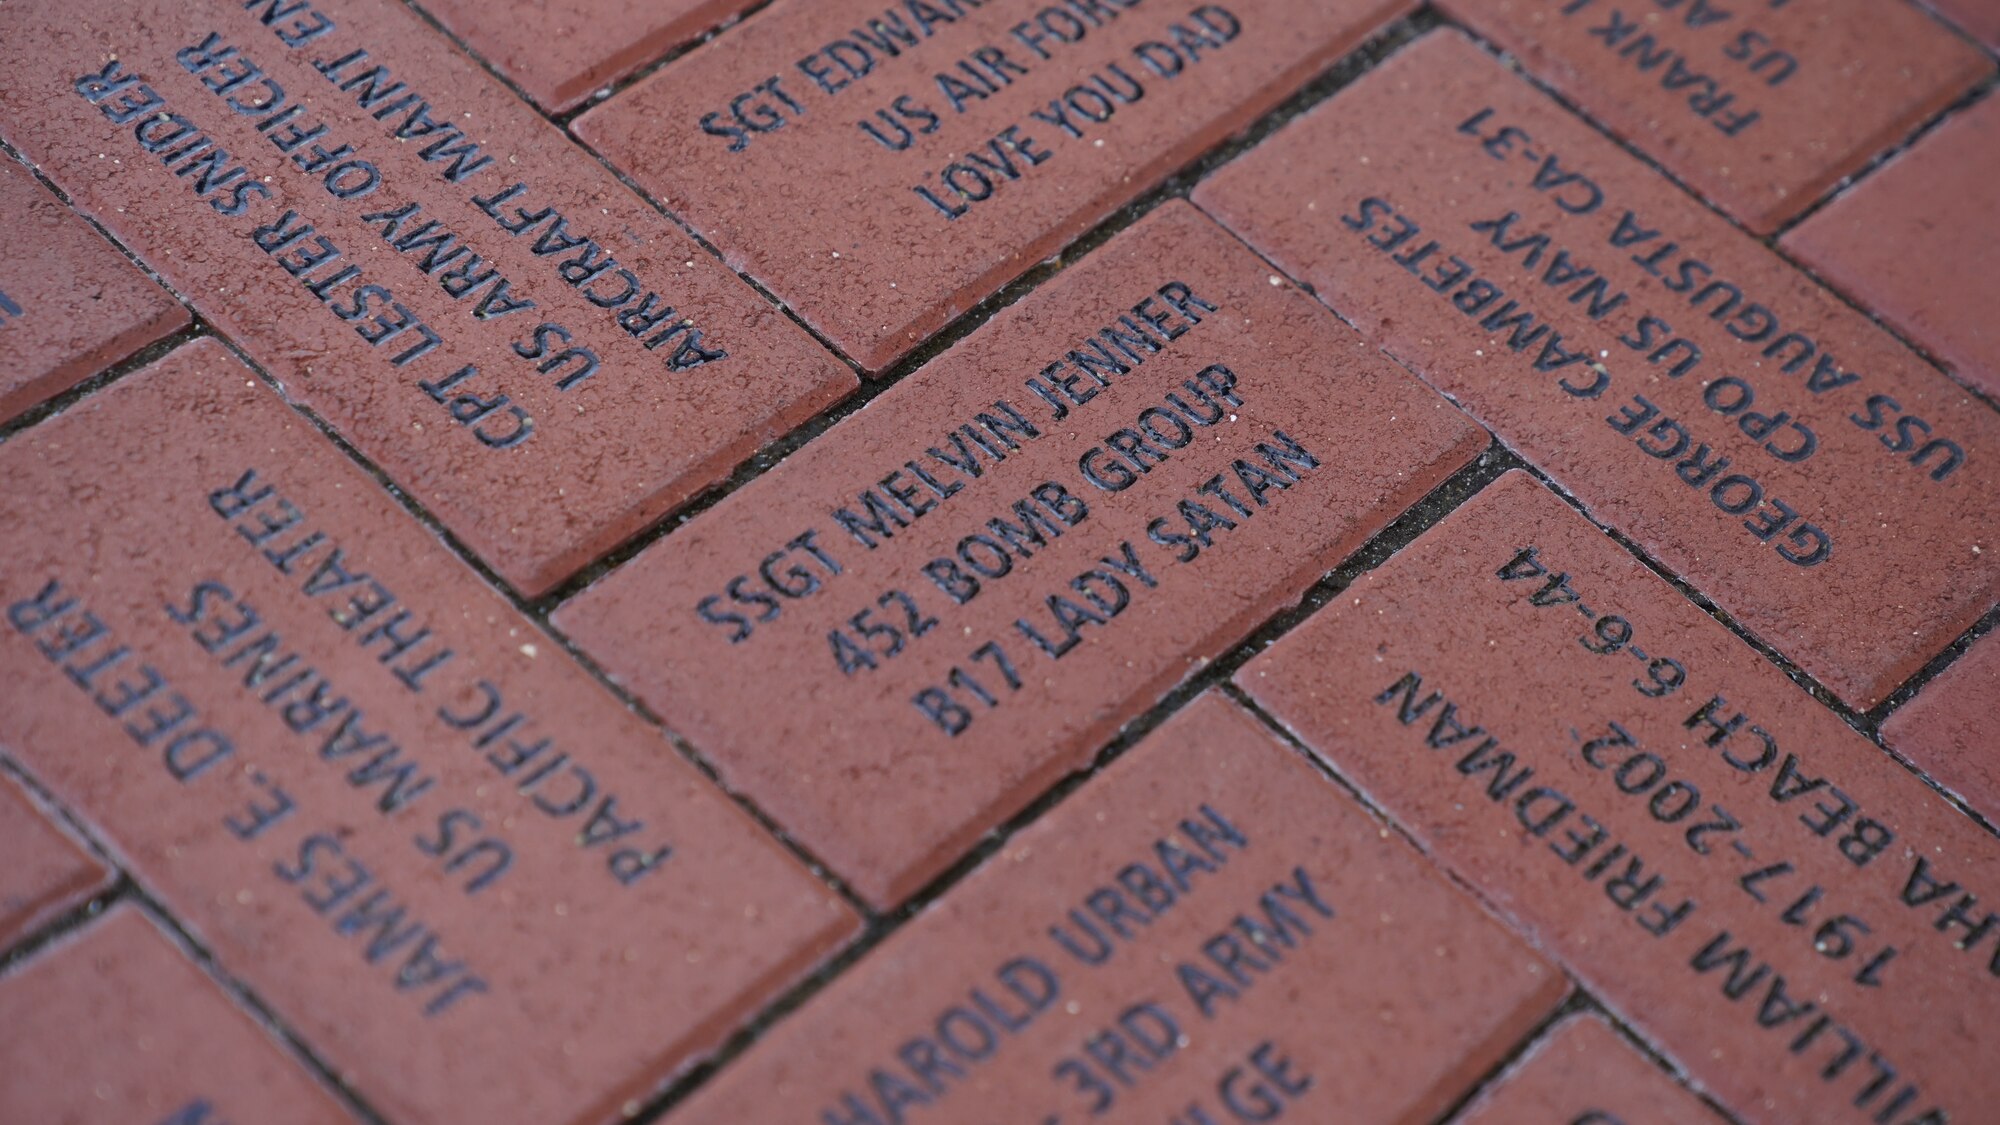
1452,1014,1724,1125
671,692,1564,1124
555,202,1484,905
0,906,355,1124
1882,630,2000,823
1436,0,1991,232
0,339,858,1125
0,0,853,596
417,0,761,113
0,158,186,424
1239,471,2000,1125
0,774,111,951
1785,91,2000,401
1195,30,2000,709
574,0,1415,372
1923,0,2000,50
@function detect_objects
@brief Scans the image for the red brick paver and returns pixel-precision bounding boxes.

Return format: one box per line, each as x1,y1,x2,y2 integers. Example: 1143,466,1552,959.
1438,0,1990,232
0,3,1994,1122
1452,1014,1725,1125
417,0,766,113
1924,0,2000,50
0,775,111,951
0,0,853,596
575,0,1414,371
1239,471,2000,1125
555,201,1483,906
671,692,1565,1124
1195,29,2000,710
0,158,186,423
1883,629,2000,822
0,339,858,1125
0,906,357,1125
1786,91,2000,402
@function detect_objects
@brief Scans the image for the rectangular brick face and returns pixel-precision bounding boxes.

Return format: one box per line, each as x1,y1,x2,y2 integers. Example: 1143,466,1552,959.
1784,93,2000,402
672,693,1565,1125
0,907,356,1124
553,203,1485,906
573,0,1413,372
1194,30,2000,709
0,340,858,1125
1882,631,2000,824
1923,0,2000,50
1238,471,2000,1125
0,775,112,950
1437,0,1990,233
0,0,854,597
1454,1014,1725,1125
418,0,763,113
0,158,187,423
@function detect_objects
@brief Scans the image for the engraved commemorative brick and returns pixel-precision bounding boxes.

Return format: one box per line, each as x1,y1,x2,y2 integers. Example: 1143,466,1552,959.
0,774,111,951
1452,1014,1726,1125
1239,471,2000,1125
0,906,356,1124
418,0,763,112
670,693,1565,1125
1434,0,1991,232
554,202,1485,905
1882,631,2000,824
1785,92,2000,401
0,0,854,596
0,157,186,424
0,339,859,1125
573,0,1414,372
1194,30,2000,708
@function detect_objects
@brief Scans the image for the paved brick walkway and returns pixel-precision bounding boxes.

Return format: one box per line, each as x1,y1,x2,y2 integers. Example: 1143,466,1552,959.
0,2,1993,1123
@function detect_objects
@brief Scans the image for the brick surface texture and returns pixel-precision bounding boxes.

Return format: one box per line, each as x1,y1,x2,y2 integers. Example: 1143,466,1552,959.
0,0,1991,1122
